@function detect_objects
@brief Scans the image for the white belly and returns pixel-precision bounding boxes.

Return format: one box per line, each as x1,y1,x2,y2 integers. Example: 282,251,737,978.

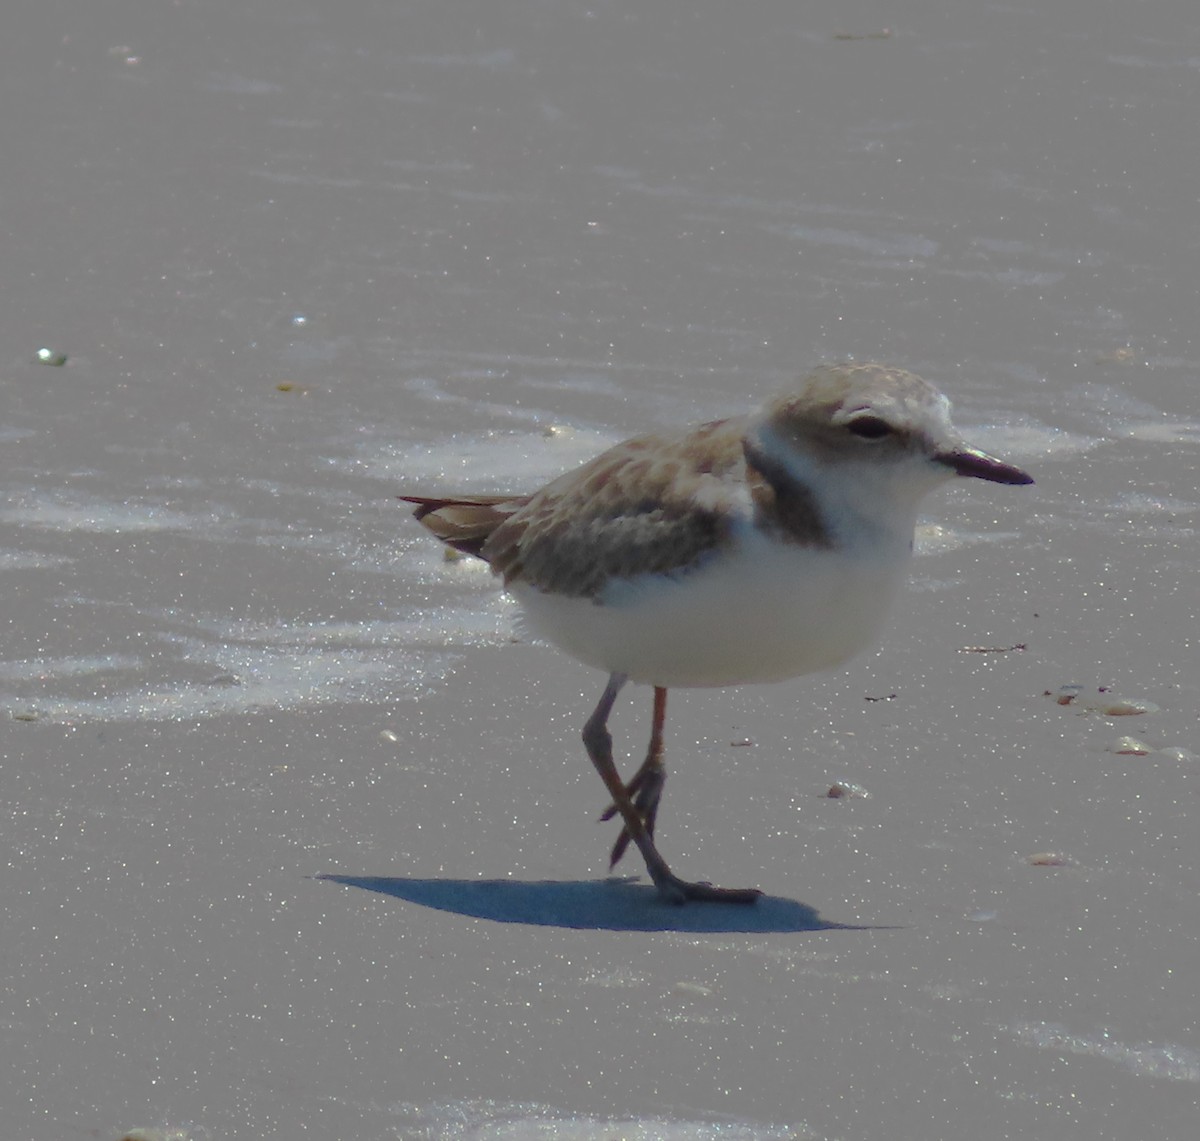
511,524,912,688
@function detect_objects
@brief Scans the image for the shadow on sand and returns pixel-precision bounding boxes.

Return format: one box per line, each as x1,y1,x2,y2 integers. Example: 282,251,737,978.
316,874,881,933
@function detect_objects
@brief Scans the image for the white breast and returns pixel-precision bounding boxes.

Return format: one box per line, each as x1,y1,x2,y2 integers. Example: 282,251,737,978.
510,517,914,688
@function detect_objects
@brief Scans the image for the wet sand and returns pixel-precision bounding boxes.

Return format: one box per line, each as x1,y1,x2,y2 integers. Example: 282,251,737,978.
3,2,1198,1139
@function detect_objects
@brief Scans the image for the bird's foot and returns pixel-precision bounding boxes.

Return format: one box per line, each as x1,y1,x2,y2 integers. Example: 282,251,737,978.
649,869,762,906
637,840,760,905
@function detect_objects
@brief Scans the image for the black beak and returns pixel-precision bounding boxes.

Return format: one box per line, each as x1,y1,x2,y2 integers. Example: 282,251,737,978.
939,445,1034,486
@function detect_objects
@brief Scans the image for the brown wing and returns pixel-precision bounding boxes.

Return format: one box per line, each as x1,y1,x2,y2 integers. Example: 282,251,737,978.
399,494,530,558
480,418,749,599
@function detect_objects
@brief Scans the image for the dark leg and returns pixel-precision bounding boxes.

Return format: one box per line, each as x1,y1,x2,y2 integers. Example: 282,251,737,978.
601,686,668,867
582,674,761,905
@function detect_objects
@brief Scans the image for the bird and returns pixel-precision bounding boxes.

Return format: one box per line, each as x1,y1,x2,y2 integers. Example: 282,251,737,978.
400,362,1033,904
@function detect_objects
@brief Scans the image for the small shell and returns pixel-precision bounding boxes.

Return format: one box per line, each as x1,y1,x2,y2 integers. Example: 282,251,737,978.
1048,684,1084,706
1159,746,1198,763
1045,685,1159,716
1098,697,1160,716
1109,736,1153,755
826,780,870,799
1027,852,1072,867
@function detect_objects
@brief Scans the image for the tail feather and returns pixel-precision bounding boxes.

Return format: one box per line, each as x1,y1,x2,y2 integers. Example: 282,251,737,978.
399,494,528,560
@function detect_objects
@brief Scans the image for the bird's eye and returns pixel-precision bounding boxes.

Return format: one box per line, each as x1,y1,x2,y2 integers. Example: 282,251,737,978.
846,415,892,440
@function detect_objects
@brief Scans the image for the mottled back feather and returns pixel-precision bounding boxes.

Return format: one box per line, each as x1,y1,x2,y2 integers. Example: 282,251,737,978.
483,418,749,598
401,410,838,600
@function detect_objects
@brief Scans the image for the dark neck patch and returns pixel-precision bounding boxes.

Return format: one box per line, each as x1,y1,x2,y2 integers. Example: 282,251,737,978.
743,437,833,548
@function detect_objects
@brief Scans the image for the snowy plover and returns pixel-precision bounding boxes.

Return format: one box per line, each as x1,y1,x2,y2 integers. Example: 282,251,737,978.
402,363,1033,904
